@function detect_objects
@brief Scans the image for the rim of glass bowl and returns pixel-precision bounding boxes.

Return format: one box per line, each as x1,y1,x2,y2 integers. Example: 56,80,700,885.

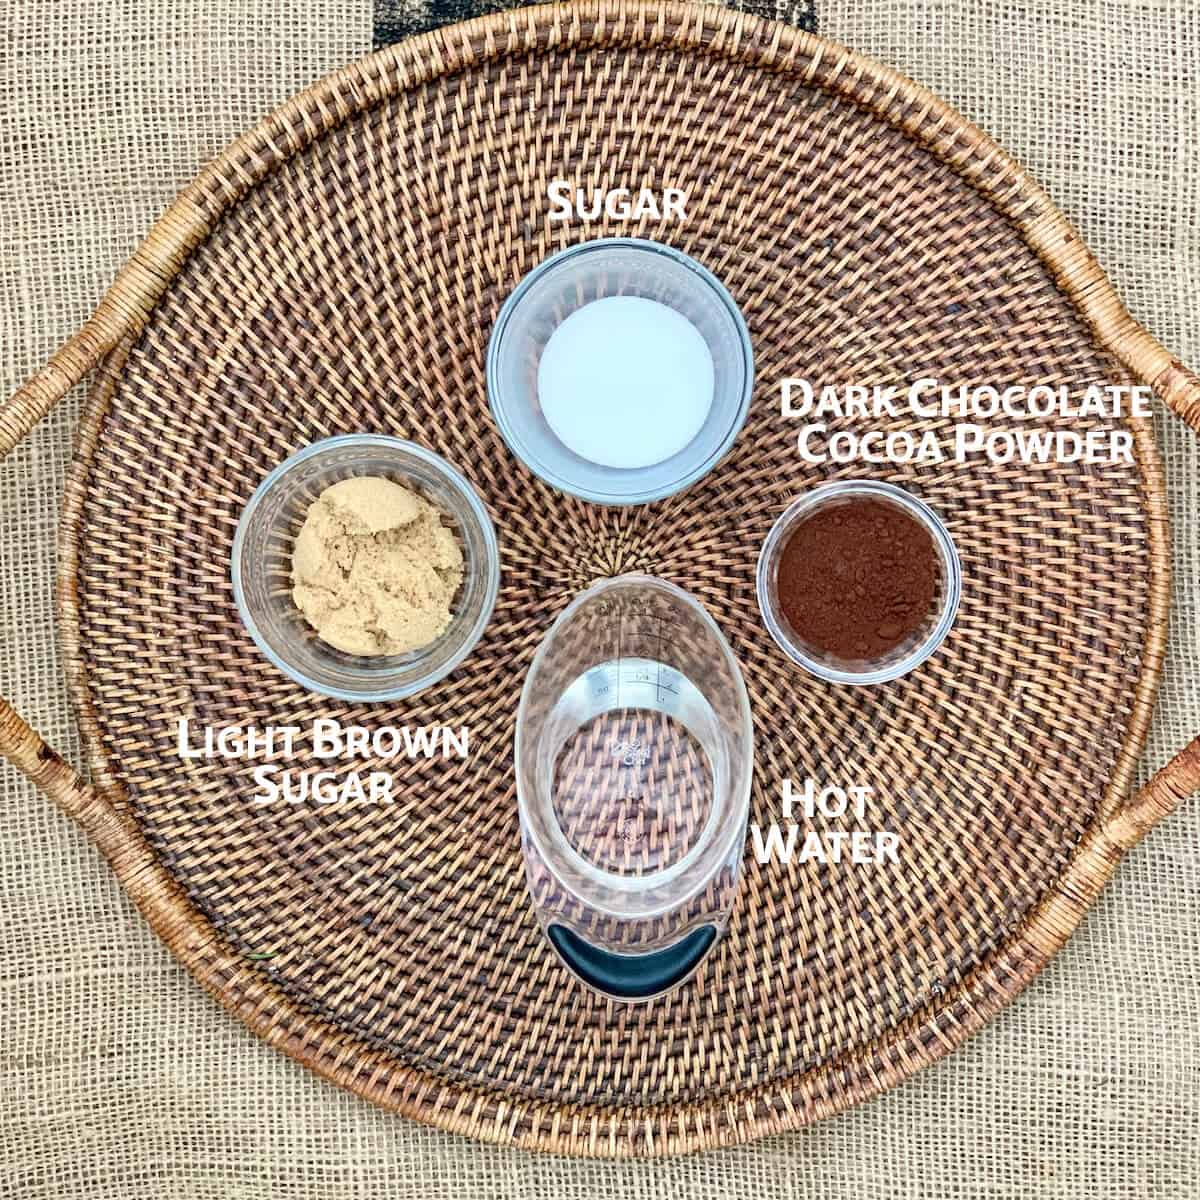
756,480,962,686
231,434,500,701
485,237,755,506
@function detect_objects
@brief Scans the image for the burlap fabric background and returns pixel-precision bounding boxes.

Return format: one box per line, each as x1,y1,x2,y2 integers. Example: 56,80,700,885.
2,2,1197,1196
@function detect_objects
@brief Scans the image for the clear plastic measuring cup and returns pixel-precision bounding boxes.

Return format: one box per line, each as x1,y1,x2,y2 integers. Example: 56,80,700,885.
516,575,754,1002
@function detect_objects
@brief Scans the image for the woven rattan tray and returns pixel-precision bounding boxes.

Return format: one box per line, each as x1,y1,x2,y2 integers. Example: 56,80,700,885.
4,1,1200,1157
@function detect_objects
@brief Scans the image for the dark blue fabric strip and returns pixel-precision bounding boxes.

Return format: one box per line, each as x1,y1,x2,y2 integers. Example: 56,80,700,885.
374,0,816,47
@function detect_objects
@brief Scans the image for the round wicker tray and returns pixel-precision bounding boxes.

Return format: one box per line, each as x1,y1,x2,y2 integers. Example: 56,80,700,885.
3,0,1199,1158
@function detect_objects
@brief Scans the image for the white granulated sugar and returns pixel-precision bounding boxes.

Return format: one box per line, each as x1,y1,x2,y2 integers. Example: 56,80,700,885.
537,296,715,470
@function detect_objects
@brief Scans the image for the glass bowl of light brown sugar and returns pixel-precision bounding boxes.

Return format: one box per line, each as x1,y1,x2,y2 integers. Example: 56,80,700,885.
232,435,500,700
756,480,961,686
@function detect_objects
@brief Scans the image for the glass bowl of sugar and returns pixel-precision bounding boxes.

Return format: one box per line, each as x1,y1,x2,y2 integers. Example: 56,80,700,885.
486,238,754,506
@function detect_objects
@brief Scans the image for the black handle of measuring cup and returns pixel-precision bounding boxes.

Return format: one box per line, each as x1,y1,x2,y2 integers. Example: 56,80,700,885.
547,924,717,1001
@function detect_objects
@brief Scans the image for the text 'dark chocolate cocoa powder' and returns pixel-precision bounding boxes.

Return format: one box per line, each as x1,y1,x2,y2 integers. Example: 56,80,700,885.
776,499,939,659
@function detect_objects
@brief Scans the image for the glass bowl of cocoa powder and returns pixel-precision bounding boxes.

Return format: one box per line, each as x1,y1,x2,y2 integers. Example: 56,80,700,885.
756,480,960,685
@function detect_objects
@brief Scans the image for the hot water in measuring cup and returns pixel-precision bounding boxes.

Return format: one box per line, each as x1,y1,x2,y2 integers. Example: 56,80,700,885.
517,576,754,1002
546,602,726,880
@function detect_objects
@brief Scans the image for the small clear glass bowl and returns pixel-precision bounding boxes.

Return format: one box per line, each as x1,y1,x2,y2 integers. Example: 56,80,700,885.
486,237,754,506
232,435,499,701
756,480,961,685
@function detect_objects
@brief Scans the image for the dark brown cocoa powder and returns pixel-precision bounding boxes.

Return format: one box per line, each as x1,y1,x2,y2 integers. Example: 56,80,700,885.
777,498,939,659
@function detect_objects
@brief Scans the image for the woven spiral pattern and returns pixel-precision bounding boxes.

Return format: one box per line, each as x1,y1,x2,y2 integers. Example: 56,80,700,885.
59,6,1166,1155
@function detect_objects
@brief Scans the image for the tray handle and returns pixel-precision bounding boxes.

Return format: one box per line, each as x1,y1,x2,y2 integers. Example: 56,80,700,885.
1,202,203,454
0,691,125,850
1153,358,1200,433
1102,355,1200,847
0,304,137,836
